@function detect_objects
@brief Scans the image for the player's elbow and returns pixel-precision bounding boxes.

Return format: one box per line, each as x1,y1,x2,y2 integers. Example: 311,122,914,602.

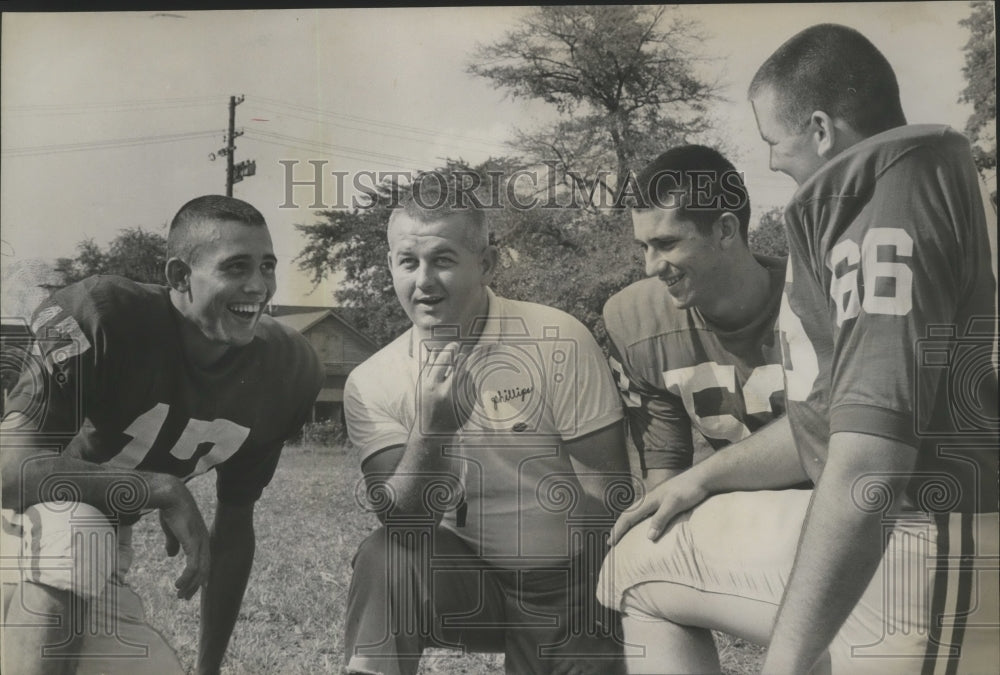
364,471,451,527
376,492,447,527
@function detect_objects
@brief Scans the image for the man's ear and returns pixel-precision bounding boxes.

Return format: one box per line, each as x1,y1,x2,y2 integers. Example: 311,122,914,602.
810,111,866,159
480,245,499,285
165,258,191,292
715,212,741,248
808,111,838,159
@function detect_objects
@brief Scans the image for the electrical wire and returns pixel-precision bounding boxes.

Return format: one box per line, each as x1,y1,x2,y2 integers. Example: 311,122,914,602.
248,100,509,159
2,129,224,157
249,95,511,154
2,95,227,115
244,129,431,168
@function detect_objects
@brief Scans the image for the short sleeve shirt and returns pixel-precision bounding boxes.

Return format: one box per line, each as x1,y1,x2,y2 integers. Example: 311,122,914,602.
344,289,624,565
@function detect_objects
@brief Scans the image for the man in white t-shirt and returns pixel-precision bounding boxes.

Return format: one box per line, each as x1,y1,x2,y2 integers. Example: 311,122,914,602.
342,170,631,675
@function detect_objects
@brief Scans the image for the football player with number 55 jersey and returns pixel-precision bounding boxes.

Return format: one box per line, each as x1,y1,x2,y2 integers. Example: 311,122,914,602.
1,196,322,675
596,146,810,673
603,146,788,487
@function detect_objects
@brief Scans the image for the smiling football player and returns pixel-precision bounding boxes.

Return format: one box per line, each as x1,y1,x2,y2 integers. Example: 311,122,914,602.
1,195,322,675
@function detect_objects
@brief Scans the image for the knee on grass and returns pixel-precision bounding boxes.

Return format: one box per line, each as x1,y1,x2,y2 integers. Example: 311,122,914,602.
351,525,435,569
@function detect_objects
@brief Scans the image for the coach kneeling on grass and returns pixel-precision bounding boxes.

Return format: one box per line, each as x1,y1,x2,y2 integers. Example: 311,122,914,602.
1,195,322,675
342,169,631,675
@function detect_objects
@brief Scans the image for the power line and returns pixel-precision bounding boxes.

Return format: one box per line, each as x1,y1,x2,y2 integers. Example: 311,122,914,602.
246,131,430,168
2,129,223,158
248,100,511,159
245,129,431,167
248,135,425,169
1,100,226,119
3,93,514,155
2,95,227,115
249,95,512,154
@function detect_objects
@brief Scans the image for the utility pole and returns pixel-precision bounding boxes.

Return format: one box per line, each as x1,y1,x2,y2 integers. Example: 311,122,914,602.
226,95,240,196
212,95,255,196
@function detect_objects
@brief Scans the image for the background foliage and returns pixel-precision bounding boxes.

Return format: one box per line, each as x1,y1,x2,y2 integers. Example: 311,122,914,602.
53,226,167,289
958,1,997,182
469,5,721,197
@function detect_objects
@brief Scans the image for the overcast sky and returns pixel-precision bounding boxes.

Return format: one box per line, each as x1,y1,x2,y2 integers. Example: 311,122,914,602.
0,3,984,314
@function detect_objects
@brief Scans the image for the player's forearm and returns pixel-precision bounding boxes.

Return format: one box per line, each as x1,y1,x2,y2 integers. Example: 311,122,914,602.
1,446,185,515
386,428,461,520
691,416,806,495
643,467,682,491
763,432,916,674
198,504,255,675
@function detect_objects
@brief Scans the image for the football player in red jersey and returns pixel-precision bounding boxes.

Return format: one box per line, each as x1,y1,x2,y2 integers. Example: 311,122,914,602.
605,24,998,675
1,195,322,674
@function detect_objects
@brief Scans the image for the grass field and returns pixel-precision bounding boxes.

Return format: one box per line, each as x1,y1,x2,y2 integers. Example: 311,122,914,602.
128,444,764,674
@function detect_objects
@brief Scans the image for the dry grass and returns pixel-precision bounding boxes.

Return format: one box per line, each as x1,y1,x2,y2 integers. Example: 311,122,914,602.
127,444,762,674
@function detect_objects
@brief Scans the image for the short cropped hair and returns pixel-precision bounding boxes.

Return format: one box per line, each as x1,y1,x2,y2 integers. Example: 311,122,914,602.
748,23,906,137
388,169,488,252
634,145,751,241
167,195,267,262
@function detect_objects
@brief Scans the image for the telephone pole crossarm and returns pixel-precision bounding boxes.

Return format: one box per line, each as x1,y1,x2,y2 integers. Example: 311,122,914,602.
224,94,249,196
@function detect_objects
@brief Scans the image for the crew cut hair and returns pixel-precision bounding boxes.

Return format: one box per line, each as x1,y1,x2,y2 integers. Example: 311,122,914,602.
634,145,751,241
167,195,267,261
748,23,906,137
388,169,488,252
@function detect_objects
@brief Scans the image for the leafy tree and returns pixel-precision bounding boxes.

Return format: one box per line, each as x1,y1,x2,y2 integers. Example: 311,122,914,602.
54,227,167,288
748,207,788,258
958,1,996,179
296,202,410,348
493,207,641,348
468,5,718,193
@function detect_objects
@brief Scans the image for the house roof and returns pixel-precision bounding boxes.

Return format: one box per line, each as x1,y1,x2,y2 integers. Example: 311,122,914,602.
268,305,378,351
272,310,330,334
268,304,333,317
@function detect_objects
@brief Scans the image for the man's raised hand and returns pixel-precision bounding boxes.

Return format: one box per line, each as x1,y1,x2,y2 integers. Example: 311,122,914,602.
417,340,482,434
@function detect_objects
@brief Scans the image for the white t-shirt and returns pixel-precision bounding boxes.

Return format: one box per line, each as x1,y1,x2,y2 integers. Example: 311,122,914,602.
344,289,624,566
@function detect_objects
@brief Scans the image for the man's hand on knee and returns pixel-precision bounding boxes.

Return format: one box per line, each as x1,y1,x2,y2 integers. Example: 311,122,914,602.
611,470,708,544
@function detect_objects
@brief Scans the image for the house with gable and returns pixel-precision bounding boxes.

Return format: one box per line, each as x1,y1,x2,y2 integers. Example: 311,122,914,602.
268,305,378,422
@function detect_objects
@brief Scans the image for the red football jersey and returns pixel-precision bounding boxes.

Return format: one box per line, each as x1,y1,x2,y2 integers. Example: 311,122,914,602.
780,125,998,513
5,275,322,505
